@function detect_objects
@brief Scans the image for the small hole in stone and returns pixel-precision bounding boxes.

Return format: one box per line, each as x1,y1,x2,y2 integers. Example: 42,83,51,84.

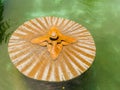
49,36,59,41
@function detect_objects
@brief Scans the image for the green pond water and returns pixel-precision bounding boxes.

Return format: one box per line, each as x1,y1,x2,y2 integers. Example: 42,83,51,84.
0,0,120,90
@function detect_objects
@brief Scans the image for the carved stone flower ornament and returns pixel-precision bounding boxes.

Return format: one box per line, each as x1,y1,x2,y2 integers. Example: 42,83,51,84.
8,17,96,82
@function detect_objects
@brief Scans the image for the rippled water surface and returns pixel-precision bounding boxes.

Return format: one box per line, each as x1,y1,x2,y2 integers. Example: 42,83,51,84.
0,0,120,90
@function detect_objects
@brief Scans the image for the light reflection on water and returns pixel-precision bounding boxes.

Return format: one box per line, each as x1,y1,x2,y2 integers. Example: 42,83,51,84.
0,0,120,90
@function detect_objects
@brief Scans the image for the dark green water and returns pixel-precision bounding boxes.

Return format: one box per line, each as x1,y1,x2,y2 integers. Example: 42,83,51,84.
0,0,120,90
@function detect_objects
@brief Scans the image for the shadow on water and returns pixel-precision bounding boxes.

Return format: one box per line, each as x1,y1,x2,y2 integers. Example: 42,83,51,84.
23,73,80,90
22,65,96,90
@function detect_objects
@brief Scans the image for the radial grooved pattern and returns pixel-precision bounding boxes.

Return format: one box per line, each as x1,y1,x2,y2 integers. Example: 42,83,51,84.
8,17,96,82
